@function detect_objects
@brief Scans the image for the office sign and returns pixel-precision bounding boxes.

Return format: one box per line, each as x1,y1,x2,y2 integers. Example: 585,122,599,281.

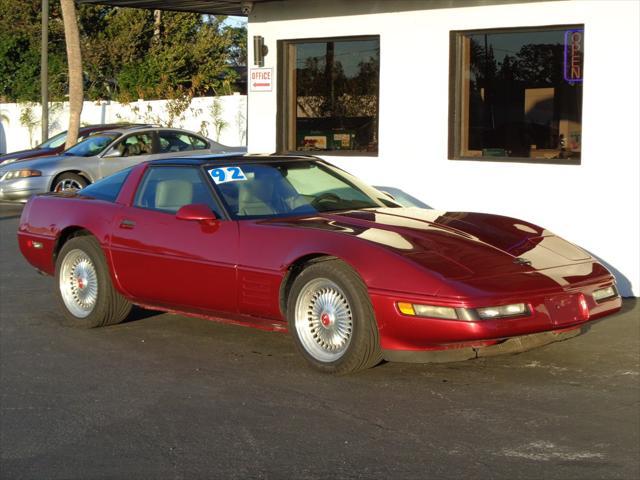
250,68,273,92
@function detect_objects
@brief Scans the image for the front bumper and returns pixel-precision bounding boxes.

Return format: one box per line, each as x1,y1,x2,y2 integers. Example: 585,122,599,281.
370,281,622,356
382,325,586,363
0,176,51,202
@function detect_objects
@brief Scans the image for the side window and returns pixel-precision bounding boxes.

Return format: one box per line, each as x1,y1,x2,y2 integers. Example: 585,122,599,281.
450,26,584,164
78,168,131,202
157,132,206,153
113,133,153,157
134,166,222,216
187,134,208,150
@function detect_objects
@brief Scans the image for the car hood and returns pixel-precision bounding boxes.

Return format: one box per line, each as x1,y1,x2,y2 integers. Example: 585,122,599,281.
266,207,592,280
0,154,83,175
0,149,49,164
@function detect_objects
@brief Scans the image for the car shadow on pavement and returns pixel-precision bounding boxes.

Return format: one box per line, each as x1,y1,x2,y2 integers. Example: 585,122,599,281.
121,306,165,324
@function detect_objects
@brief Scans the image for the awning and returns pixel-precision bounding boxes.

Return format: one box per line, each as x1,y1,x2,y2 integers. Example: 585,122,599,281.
76,0,282,16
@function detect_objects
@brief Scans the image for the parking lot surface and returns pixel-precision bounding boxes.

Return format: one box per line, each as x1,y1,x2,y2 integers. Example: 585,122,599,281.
1,203,639,479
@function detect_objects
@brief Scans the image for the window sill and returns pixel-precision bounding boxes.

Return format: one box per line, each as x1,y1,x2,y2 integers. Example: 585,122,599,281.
449,156,581,166
280,150,378,157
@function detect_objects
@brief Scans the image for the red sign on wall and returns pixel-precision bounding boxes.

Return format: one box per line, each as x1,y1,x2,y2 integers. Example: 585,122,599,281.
250,68,273,92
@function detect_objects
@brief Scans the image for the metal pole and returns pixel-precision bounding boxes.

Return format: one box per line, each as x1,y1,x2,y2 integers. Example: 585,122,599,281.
41,0,49,143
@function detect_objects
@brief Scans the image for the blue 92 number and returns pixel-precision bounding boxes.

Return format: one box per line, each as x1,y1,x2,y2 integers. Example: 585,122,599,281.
209,166,247,184
210,168,226,183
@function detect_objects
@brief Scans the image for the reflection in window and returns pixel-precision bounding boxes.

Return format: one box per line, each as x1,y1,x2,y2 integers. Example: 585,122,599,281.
451,26,583,162
283,37,379,153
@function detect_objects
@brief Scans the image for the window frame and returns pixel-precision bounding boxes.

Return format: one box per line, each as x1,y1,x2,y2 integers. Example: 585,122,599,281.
277,35,381,157
448,24,584,166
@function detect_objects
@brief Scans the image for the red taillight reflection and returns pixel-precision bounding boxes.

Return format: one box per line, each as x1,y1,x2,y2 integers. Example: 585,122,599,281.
578,293,590,320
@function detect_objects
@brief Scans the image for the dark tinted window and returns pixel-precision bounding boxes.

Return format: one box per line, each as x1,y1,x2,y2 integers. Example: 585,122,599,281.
451,26,583,163
78,168,131,202
134,166,222,216
282,37,380,154
158,132,208,153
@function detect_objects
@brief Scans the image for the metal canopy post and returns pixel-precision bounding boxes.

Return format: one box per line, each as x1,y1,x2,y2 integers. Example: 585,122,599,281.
41,0,49,143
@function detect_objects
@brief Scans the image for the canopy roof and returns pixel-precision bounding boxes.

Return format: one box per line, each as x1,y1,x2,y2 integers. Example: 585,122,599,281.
77,0,282,16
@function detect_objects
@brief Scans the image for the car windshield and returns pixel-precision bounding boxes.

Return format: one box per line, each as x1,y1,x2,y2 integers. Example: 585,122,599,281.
208,160,400,219
37,131,67,149
63,133,119,157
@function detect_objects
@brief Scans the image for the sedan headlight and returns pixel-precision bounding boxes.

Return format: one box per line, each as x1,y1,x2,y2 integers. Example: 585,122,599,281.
2,169,42,180
476,303,529,319
593,286,617,303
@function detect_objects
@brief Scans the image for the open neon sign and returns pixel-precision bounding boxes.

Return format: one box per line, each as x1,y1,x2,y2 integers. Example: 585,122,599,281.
564,29,584,82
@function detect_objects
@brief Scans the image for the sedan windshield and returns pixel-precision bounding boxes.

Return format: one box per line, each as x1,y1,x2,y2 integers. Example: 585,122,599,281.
63,134,119,157
37,131,67,149
208,161,399,218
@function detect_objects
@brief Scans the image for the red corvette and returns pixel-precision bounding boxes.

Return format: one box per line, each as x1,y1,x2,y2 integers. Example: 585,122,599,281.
17,155,621,373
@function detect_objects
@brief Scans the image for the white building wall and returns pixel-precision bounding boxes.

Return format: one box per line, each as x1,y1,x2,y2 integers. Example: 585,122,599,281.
0,95,247,154
246,0,640,296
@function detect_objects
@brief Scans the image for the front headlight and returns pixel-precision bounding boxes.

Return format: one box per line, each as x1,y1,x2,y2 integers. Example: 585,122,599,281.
397,301,531,321
397,302,459,320
476,303,530,319
2,169,42,180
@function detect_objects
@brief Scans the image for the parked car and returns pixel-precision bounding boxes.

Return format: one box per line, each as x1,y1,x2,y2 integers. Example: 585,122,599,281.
0,125,245,202
17,154,621,374
0,124,142,165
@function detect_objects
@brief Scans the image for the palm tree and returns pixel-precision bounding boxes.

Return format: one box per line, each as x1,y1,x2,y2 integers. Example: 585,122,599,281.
60,0,83,148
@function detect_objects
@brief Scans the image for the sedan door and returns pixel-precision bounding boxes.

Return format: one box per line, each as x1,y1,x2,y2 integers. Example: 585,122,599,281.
98,132,154,178
109,165,238,314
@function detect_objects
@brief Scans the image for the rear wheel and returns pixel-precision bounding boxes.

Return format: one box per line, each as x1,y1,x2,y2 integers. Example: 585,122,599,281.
55,236,131,328
52,173,87,193
287,260,382,374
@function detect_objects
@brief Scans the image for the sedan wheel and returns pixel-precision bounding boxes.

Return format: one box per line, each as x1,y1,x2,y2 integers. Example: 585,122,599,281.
53,173,87,193
287,259,382,374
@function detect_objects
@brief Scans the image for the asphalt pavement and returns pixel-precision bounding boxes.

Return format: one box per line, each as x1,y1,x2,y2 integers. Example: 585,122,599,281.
1,203,639,480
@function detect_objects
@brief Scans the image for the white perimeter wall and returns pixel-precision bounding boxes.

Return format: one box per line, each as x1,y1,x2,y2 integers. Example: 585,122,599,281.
247,0,640,296
0,94,247,153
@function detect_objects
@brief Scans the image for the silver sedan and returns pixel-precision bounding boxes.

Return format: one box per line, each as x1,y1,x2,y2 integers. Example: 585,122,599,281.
0,125,245,202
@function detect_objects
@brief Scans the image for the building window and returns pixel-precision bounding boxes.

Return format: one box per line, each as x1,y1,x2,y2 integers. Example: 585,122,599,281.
450,26,584,164
280,36,379,154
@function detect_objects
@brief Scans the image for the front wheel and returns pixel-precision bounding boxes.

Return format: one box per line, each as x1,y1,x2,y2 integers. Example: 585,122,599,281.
55,236,131,328
52,173,87,193
287,260,382,374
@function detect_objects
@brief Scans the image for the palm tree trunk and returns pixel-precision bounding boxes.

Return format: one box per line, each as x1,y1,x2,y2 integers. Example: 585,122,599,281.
60,0,83,148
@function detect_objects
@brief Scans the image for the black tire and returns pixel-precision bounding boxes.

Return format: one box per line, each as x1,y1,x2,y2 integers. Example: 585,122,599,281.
51,172,88,193
55,235,131,328
287,259,382,374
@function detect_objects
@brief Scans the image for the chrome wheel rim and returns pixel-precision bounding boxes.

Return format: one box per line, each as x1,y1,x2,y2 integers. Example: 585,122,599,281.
59,249,98,318
294,278,353,362
54,178,84,192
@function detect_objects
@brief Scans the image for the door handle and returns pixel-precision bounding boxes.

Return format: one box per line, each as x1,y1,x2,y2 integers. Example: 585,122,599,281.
119,219,136,229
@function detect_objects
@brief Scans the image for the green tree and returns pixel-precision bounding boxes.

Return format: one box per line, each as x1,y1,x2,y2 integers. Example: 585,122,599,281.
0,0,67,102
0,2,246,103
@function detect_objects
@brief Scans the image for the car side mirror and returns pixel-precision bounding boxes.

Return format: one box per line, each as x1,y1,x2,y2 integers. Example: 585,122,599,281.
102,149,122,158
176,203,218,222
